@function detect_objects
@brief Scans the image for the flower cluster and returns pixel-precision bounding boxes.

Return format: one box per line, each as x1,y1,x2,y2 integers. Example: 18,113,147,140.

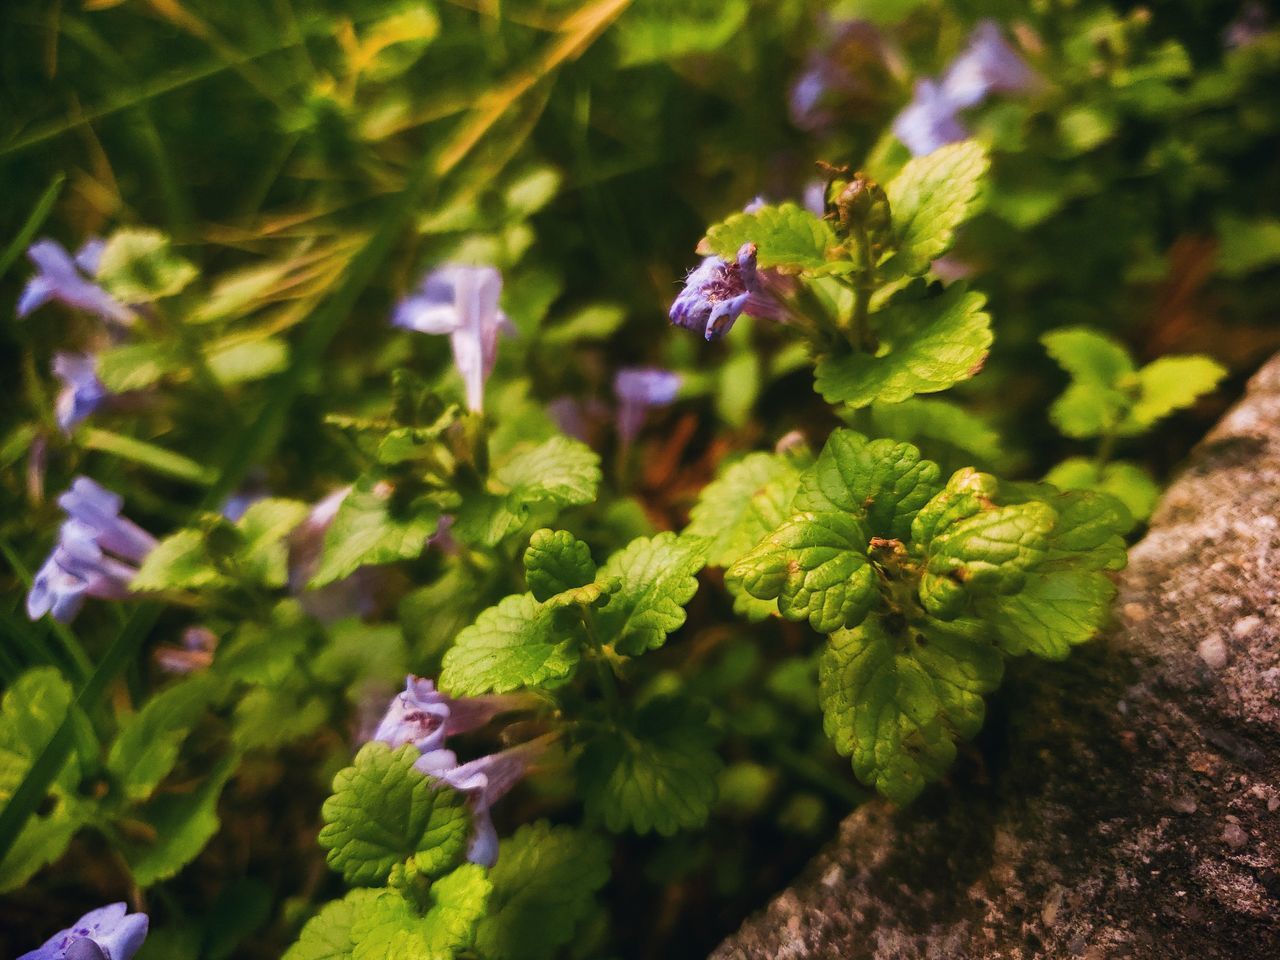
371,676,543,867
393,264,515,413
893,20,1038,156
27,478,157,624
19,902,148,960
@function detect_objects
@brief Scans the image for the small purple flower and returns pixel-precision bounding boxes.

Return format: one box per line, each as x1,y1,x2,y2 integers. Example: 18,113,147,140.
670,243,781,341
940,20,1038,109
27,479,157,624
743,195,768,214
892,79,969,157
614,367,681,445
18,902,149,960
1225,2,1268,49
52,353,109,434
803,180,827,218
18,239,134,326
433,734,554,867
392,265,515,413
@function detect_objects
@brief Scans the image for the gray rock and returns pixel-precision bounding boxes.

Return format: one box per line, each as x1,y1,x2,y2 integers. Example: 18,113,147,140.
714,356,1280,959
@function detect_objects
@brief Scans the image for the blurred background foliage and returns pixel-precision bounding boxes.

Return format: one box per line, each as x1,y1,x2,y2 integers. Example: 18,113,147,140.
2,0,1279,957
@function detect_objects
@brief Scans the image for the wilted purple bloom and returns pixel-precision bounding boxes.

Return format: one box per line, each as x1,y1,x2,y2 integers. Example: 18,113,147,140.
433,734,554,867
156,625,217,674
27,479,157,623
893,79,969,157
393,265,514,413
52,353,108,433
18,239,134,326
614,367,681,444
1225,2,1268,48
940,20,1038,108
670,243,783,341
18,902,149,960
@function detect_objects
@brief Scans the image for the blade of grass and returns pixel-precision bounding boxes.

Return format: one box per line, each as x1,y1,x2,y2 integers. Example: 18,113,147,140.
0,540,93,684
82,429,217,486
0,173,65,281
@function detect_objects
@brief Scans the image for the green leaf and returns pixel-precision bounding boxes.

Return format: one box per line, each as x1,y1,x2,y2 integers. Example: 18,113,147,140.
886,141,989,274
979,570,1116,660
440,593,583,696
819,615,1001,803
594,533,706,656
283,889,380,960
814,286,992,408
96,228,197,302
124,752,237,886
578,696,721,835
319,743,470,886
107,676,219,803
81,429,215,486
475,822,611,960
1042,327,1134,384
1215,213,1280,278
728,512,877,633
703,202,841,275
206,337,291,385
1125,355,1226,431
523,529,596,603
1045,458,1160,524
349,867,491,960
96,342,181,392
0,668,84,892
685,452,803,567
614,0,749,67
130,529,228,592
793,429,942,539
866,398,1004,468
311,479,441,588
231,681,328,751
494,436,601,509
236,498,309,588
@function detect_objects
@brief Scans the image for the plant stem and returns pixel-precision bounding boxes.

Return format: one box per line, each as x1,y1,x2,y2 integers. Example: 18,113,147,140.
850,222,879,354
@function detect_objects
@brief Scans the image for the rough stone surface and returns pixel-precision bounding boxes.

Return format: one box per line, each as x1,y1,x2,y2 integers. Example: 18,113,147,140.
713,356,1280,959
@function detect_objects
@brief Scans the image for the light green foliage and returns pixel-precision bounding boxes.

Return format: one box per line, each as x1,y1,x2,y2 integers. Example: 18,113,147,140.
96,228,198,302
1043,327,1226,438
885,141,990,275
1216,213,1280,277
703,203,841,274
319,744,470,886
523,529,596,602
578,696,721,835
312,479,442,588
865,398,1004,468
107,675,220,803
284,890,380,960
474,822,611,960
236,498,310,588
348,868,491,960
819,616,1002,804
686,452,805,567
0,669,84,891
131,529,229,592
593,532,706,656
814,286,993,407
124,753,238,887
96,342,180,392
613,0,749,67
1046,458,1160,524
440,593,583,695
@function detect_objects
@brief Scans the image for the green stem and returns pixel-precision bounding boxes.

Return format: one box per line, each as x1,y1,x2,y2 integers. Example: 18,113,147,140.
581,609,622,719
850,222,878,354
1095,430,1117,470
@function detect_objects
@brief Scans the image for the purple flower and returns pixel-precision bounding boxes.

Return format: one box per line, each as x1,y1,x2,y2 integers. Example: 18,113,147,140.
670,243,782,341
1225,2,1268,49
392,265,515,413
18,239,134,326
614,367,681,444
892,79,969,157
52,353,109,433
803,180,827,217
18,902,149,960
940,20,1039,109
155,625,217,674
27,479,157,624
433,735,554,867
787,20,890,132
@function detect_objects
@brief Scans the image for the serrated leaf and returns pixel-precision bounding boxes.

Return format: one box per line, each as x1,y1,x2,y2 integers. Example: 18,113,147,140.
475,821,611,960
685,452,803,567
283,889,380,960
1125,355,1226,431
819,615,1001,803
1041,327,1134,384
866,398,1004,468
236,498,309,588
886,141,989,274
0,668,84,892
910,467,1000,545
1045,458,1159,524
440,594,583,695
349,867,491,960
793,429,942,540
311,479,441,588
107,675,219,803
1049,382,1129,439
319,743,470,886
594,533,706,656
728,512,877,633
979,570,1116,660
124,752,237,886
814,286,992,408
130,528,228,592
703,203,841,274
523,529,596,602
494,436,600,509
96,228,197,302
578,696,721,835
